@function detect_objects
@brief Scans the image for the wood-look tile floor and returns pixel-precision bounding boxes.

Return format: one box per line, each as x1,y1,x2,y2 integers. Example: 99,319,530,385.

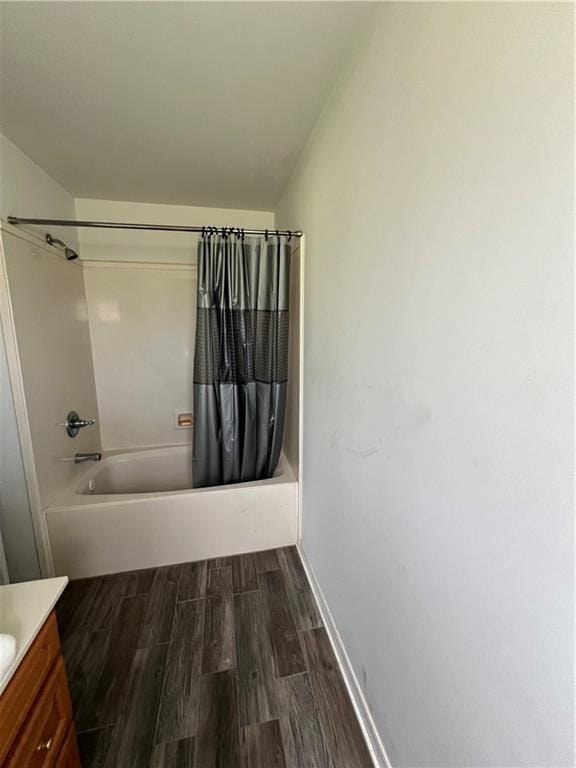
56,546,373,768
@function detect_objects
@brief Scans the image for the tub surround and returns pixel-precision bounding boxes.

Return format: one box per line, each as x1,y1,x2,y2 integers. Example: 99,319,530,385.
0,226,102,509
1,222,302,582
0,222,102,577
1,205,301,582
83,259,197,451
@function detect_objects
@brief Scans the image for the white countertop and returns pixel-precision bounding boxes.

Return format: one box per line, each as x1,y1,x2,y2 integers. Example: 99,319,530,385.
0,577,68,696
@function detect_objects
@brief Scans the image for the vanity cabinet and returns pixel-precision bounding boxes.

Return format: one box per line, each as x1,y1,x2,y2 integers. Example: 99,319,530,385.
0,611,80,767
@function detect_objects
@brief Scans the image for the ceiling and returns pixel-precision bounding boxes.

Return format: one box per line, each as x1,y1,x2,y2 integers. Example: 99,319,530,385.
0,2,371,211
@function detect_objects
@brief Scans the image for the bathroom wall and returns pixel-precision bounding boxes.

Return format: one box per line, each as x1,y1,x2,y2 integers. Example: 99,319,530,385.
276,4,573,767
0,133,79,250
75,198,275,263
78,198,278,451
283,243,301,477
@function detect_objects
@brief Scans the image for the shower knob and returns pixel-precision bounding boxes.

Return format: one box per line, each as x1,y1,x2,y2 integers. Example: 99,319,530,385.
63,410,96,438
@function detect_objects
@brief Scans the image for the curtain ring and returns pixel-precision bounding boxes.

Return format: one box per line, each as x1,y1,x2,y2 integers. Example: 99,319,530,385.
265,229,269,241
287,230,292,242
241,228,245,241
276,229,280,240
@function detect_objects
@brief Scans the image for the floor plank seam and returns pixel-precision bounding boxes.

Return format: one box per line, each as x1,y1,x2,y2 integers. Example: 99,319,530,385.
77,725,118,735
176,596,205,604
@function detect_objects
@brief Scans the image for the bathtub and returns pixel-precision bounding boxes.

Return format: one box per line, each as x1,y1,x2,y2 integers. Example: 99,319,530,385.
45,445,298,579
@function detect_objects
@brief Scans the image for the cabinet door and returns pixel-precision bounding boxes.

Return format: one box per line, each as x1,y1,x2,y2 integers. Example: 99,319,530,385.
6,656,72,768
0,613,60,764
54,727,81,768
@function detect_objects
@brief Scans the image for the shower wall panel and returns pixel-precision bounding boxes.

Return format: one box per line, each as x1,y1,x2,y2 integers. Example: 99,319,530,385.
84,260,197,450
0,227,101,508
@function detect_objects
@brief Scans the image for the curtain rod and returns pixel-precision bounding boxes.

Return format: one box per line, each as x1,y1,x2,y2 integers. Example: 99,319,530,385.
7,216,302,238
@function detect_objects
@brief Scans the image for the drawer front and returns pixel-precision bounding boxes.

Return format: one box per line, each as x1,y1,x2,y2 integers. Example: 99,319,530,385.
0,612,61,764
6,655,73,768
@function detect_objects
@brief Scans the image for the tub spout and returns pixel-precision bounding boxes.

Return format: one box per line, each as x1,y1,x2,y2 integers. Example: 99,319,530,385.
74,452,102,464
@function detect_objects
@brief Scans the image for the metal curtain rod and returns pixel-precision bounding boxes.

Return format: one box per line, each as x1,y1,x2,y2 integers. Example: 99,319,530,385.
7,216,302,238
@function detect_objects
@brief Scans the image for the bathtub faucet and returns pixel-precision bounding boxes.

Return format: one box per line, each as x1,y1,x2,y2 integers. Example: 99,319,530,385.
74,452,102,464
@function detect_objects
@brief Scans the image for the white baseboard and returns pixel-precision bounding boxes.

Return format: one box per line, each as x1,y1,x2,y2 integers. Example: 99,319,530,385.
297,544,392,768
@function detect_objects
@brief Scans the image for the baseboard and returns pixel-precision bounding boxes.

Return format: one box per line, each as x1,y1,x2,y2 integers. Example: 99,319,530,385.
297,544,392,768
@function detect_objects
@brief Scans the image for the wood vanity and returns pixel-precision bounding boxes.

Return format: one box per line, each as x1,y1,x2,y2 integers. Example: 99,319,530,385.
0,580,80,767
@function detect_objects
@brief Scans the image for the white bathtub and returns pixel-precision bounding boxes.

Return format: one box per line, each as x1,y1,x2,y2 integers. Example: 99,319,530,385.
45,445,298,579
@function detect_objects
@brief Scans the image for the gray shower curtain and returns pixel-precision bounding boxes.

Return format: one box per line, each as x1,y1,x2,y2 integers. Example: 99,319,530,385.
192,233,290,488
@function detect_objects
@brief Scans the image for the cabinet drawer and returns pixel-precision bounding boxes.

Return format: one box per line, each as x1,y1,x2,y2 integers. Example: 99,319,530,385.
6,655,73,768
0,612,61,764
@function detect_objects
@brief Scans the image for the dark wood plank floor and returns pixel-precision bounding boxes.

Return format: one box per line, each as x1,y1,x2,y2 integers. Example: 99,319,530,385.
56,546,373,768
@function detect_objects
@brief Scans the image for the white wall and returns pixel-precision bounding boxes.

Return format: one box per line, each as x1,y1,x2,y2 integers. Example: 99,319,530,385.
276,4,573,767
0,133,79,250
75,198,274,262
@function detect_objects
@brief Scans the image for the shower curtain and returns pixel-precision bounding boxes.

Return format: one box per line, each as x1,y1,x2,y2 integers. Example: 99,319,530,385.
192,232,290,488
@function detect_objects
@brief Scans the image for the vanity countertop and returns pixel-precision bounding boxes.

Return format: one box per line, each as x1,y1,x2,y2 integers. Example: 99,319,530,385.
0,576,68,696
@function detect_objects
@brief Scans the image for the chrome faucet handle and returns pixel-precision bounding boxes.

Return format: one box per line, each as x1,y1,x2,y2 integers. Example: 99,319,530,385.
62,410,97,437
74,418,95,428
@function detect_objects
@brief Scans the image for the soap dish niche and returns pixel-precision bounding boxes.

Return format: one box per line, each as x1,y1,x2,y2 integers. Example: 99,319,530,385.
174,412,193,429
